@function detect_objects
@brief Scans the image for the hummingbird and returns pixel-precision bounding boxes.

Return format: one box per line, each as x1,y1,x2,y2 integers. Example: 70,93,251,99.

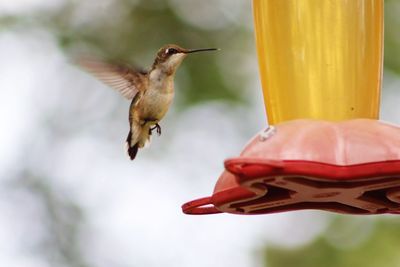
78,44,218,160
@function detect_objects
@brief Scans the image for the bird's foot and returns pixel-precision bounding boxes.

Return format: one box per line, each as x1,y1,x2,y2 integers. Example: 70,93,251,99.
150,123,161,136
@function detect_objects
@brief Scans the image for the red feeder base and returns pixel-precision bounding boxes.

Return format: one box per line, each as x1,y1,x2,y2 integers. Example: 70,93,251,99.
182,119,400,215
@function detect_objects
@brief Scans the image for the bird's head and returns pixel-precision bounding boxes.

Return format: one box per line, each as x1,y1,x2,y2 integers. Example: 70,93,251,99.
152,44,218,74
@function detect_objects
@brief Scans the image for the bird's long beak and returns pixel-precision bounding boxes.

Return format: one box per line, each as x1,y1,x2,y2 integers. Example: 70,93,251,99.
185,48,220,54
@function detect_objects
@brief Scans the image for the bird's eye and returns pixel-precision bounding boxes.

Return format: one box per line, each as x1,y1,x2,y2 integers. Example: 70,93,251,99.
166,48,177,55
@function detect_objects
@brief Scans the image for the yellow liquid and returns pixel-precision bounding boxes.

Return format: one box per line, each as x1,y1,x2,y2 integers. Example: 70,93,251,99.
253,0,383,125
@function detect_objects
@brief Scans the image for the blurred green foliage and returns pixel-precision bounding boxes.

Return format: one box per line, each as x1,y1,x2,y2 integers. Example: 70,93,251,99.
1,0,400,266
0,1,254,266
265,217,400,267
41,0,252,108
385,0,400,75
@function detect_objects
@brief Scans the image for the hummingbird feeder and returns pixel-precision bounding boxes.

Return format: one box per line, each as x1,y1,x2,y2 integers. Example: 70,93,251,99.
182,0,400,215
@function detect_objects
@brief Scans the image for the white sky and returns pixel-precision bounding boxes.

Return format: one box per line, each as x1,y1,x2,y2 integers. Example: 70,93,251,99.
0,0,64,15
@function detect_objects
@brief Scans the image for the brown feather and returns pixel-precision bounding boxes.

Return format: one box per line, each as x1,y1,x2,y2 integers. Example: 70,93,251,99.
77,57,146,100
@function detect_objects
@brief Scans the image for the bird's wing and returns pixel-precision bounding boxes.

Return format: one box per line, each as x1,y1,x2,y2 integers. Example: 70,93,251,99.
77,57,146,100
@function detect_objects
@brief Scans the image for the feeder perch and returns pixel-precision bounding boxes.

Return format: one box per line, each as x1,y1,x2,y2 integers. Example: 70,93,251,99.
182,0,400,215
182,119,400,215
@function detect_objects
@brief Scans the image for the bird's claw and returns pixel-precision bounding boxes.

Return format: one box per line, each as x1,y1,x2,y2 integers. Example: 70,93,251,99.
149,123,161,136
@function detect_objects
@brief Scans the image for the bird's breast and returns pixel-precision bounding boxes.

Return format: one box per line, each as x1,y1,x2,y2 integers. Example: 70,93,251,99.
139,85,174,121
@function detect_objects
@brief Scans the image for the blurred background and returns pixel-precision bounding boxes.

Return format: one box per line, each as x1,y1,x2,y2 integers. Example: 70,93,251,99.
1,0,400,266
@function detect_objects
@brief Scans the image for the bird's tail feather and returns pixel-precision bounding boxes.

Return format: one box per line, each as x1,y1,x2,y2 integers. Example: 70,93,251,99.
125,123,152,160
126,131,139,160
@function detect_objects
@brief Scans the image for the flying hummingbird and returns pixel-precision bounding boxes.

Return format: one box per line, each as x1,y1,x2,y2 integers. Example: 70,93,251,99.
78,44,218,160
